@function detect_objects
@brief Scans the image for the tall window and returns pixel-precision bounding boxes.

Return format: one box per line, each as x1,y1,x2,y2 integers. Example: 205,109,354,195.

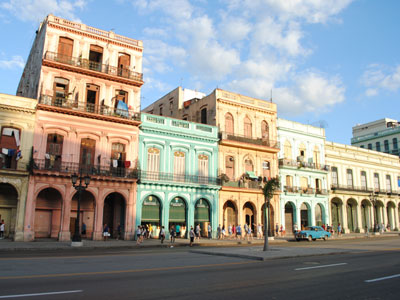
386,175,392,193
346,169,353,188
118,53,130,77
159,105,163,116
393,138,398,150
298,143,306,158
300,177,308,193
368,143,372,150
361,171,367,190
225,113,234,135
147,148,160,180
201,107,207,124
331,167,338,186
198,154,209,183
89,44,103,71
244,117,252,138
286,175,293,192
262,161,270,179
0,127,21,169
244,158,253,172
53,77,69,106
376,142,381,151
111,143,125,166
261,121,269,140
384,140,389,152
173,151,185,181
225,156,234,180
46,133,63,170
284,140,292,160
313,146,320,167
315,178,322,192
374,173,380,192
57,37,73,59
80,138,96,168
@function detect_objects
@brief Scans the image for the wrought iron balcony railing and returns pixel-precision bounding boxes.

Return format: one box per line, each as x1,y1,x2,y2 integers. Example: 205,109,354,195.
221,179,262,190
139,170,220,186
331,184,373,193
219,131,280,149
44,51,143,82
279,158,330,171
284,186,328,195
39,95,140,121
31,159,138,179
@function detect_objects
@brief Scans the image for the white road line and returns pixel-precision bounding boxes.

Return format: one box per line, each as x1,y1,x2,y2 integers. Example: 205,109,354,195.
365,274,400,283
0,290,83,298
295,263,348,271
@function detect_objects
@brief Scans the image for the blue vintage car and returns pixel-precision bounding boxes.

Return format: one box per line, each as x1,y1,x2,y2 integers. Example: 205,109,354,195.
296,226,331,241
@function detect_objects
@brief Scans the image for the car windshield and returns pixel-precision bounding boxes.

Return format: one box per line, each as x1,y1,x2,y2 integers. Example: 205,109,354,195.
304,227,313,231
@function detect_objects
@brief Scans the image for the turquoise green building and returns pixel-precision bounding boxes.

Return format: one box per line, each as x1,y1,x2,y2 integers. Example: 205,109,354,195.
136,113,220,238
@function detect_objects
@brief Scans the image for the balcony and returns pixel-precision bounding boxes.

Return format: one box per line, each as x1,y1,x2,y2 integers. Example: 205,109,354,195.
38,95,140,123
43,51,143,85
31,159,138,180
139,170,220,186
279,158,330,171
284,186,328,196
331,184,373,193
219,131,280,149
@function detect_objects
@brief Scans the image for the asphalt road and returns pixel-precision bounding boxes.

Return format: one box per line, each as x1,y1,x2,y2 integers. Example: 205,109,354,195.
0,238,399,299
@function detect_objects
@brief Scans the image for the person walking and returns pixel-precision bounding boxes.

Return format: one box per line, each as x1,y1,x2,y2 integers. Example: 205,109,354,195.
207,224,212,239
221,225,225,240
170,225,176,246
236,224,242,240
116,223,121,240
195,224,201,241
81,222,87,239
217,224,221,239
136,226,142,245
293,223,298,238
247,225,253,241
103,223,110,241
257,223,262,239
275,223,279,237
0,220,5,239
176,224,181,238
337,223,342,236
228,224,232,239
160,226,166,244
189,226,195,247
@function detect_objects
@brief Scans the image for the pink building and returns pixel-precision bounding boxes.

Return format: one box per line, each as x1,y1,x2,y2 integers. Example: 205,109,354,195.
17,15,143,241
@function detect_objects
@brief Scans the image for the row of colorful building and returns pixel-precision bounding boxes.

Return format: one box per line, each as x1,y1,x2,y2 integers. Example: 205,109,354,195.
0,15,399,241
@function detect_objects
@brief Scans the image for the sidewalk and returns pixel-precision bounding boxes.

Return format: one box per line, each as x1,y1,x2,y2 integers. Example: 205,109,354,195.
0,231,398,252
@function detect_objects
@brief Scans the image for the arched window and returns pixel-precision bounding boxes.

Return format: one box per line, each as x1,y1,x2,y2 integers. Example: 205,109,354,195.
244,117,252,138
147,147,160,180
298,143,306,158
225,156,234,180
174,151,185,181
244,158,253,172
313,145,320,167
261,121,269,139
46,133,63,170
198,154,209,183
225,113,234,135
284,140,292,160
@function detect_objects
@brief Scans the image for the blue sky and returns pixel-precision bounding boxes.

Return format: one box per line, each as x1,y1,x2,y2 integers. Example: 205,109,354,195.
1,0,399,144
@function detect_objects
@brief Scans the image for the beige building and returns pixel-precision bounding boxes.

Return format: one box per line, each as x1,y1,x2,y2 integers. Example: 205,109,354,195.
325,142,400,233
144,87,280,235
0,93,37,241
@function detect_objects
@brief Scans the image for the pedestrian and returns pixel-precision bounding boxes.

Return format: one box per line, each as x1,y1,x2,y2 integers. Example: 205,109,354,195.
257,223,263,239
232,224,236,239
170,225,176,246
116,223,121,240
141,225,146,242
136,225,142,245
149,224,153,239
195,224,201,240
322,224,326,231
0,220,4,239
176,224,181,238
160,226,166,244
228,224,232,239
208,223,212,239
244,223,248,239
189,226,195,247
275,223,279,236
293,223,298,238
221,225,225,239
81,222,87,238
365,225,369,237
236,224,242,240
217,224,221,239
337,223,342,236
247,226,253,241
279,224,283,237
103,223,110,241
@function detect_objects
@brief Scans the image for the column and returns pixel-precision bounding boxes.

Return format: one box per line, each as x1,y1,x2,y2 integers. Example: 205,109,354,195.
342,198,349,233
58,184,72,241
310,201,316,226
14,177,28,241
23,176,36,241
393,201,399,231
93,188,104,240
356,201,362,233
124,186,135,240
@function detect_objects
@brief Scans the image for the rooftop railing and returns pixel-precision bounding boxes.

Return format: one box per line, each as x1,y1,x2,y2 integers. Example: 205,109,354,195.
44,51,143,82
39,95,140,122
219,131,280,148
139,170,220,186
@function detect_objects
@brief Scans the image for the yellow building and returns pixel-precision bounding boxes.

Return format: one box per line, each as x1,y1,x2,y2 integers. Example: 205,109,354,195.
325,141,400,233
0,93,37,240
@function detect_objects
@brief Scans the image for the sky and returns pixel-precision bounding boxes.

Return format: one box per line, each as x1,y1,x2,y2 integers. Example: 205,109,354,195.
0,0,399,144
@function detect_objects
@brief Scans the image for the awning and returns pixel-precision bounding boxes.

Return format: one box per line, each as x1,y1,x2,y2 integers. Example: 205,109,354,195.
246,171,258,179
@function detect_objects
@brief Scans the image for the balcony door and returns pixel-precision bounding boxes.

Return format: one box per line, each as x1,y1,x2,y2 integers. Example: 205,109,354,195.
52,77,69,106
46,133,63,170
118,53,130,77
86,84,99,113
80,138,96,171
89,45,103,71
57,37,73,62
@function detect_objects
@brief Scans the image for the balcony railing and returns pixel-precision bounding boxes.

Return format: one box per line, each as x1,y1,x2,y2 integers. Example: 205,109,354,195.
44,51,143,82
284,186,328,195
331,184,373,193
31,159,138,179
219,131,279,148
139,170,220,185
222,179,262,190
39,95,140,121
279,158,330,171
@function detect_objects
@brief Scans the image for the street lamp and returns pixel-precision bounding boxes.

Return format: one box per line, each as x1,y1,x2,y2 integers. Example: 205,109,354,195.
370,192,377,233
71,169,90,242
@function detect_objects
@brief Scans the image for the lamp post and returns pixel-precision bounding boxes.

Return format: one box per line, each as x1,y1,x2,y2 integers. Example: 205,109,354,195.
370,192,377,233
71,169,90,242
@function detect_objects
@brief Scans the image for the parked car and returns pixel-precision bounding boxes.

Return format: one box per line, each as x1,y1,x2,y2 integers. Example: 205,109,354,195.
296,226,331,241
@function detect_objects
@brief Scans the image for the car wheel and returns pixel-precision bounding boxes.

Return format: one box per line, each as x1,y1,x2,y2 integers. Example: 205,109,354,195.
323,235,328,241
307,235,312,242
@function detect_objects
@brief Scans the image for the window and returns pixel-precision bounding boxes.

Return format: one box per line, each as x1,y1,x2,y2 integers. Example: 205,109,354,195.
262,161,270,179
225,156,234,180
201,107,207,124
45,133,63,170
173,151,185,181
147,148,160,180
360,145,365,148
331,167,338,186
225,113,234,135
361,171,367,190
80,138,96,168
159,105,163,116
286,175,293,192
89,44,103,71
368,143,372,150
111,143,126,165
313,146,320,167
346,169,353,188
115,90,128,110
244,117,252,138
284,140,292,160
244,158,253,172
169,100,173,111
386,175,392,193
118,53,130,77
374,173,380,192
300,177,308,193
393,138,398,150
315,178,322,193
261,121,269,139
198,154,209,183
384,140,389,152
57,37,73,59
0,127,21,169
53,77,69,106
86,84,99,113
298,143,306,159
376,142,381,151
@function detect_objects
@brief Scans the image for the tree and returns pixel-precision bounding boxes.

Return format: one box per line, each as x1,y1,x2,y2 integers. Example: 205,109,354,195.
262,177,280,251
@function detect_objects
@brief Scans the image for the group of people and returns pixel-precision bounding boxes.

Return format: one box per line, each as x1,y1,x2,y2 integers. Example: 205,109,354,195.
275,223,286,237
103,223,122,241
135,224,155,244
215,223,264,240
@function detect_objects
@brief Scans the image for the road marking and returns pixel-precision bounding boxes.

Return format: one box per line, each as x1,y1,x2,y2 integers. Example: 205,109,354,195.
295,262,347,271
0,290,83,298
0,260,257,280
365,274,400,283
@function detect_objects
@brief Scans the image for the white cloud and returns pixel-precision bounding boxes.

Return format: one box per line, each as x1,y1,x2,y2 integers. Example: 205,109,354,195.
361,64,400,96
0,55,25,69
218,17,252,44
1,0,86,23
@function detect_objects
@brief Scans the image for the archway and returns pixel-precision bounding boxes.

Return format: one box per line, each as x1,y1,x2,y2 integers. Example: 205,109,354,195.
284,202,296,234
386,201,396,231
34,188,62,238
243,202,256,234
315,203,323,226
194,198,211,237
0,183,18,238
223,200,237,229
300,202,310,229
346,198,358,232
72,190,95,239
169,197,187,238
331,198,342,230
141,195,161,236
103,192,125,239
361,199,372,231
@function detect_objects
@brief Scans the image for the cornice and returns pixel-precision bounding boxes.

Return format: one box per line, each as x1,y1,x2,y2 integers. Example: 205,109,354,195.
0,104,36,114
140,127,219,144
219,139,280,153
217,98,277,115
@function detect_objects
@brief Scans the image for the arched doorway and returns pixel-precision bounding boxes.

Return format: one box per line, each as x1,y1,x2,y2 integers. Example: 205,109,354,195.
386,201,396,230
331,198,342,230
103,193,125,239
284,202,295,234
243,202,255,233
300,203,310,229
361,200,371,231
141,195,161,232
223,200,237,229
346,199,358,232
194,198,211,237
72,190,95,239
0,183,18,238
169,197,187,238
315,203,323,226
34,188,62,238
